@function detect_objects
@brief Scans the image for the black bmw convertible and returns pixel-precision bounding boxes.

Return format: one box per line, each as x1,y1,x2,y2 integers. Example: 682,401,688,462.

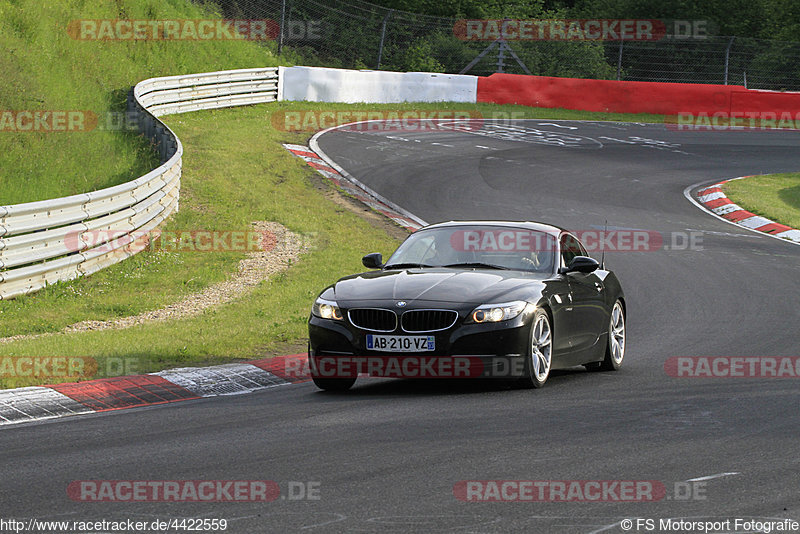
308,221,626,391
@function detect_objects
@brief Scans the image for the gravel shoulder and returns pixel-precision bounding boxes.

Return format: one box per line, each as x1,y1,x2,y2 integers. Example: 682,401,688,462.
0,221,309,345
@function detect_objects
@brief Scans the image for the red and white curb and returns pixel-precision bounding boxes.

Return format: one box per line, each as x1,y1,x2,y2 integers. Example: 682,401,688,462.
283,143,425,232
0,354,310,427
691,178,800,243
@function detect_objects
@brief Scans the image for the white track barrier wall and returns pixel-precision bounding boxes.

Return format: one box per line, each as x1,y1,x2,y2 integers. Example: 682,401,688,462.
0,67,278,300
279,66,478,103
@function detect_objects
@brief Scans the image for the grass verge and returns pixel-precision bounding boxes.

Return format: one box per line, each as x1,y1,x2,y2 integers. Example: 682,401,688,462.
0,0,283,204
722,173,800,231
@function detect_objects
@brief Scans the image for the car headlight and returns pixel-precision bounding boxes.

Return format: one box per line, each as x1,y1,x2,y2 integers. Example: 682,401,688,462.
466,301,532,324
312,297,343,321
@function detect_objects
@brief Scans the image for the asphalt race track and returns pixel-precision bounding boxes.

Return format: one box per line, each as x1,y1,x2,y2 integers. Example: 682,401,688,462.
2,120,799,533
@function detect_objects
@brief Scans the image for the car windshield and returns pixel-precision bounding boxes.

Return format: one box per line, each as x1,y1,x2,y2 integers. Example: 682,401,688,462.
384,226,556,273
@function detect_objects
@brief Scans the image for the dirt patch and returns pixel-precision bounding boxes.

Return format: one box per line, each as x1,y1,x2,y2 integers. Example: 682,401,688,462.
322,185,412,243
0,221,309,344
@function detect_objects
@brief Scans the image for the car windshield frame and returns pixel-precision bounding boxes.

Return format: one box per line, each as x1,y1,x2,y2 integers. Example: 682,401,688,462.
383,225,558,274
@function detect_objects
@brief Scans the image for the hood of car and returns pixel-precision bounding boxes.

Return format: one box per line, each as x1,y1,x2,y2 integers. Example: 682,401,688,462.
332,268,550,305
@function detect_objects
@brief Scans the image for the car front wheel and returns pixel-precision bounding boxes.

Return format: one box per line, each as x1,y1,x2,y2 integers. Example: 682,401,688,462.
600,299,625,371
520,309,552,388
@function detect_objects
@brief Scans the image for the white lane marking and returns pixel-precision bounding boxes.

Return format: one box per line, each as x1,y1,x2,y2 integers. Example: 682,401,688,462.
586,521,625,534
388,118,606,148
364,515,502,529
475,145,494,149
537,122,578,129
600,135,688,154
430,142,453,147
686,228,760,238
599,136,637,144
629,136,680,147
300,513,349,530
600,135,689,154
686,472,740,482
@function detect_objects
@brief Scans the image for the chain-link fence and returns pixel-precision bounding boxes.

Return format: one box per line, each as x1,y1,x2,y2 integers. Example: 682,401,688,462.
207,0,800,91
601,37,800,90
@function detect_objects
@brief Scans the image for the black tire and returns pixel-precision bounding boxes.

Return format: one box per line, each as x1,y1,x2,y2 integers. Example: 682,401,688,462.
599,299,626,371
519,309,553,389
309,352,356,391
311,376,356,391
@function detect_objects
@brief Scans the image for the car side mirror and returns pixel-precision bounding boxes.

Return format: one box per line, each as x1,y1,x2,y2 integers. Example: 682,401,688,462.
558,255,599,275
362,253,383,269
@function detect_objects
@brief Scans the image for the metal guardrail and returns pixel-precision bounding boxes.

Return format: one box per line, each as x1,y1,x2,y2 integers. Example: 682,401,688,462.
0,67,279,300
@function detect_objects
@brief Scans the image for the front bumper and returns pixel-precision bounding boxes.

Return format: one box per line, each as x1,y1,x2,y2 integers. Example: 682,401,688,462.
308,314,532,379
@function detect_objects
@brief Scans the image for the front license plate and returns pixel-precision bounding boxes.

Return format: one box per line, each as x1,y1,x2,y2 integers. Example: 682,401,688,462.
366,335,435,352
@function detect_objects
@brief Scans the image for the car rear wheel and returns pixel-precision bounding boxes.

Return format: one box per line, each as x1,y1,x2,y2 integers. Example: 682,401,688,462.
312,377,357,391
600,299,625,371
520,309,552,388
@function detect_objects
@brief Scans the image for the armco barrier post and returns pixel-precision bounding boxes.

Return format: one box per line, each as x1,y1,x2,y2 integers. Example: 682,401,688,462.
155,125,166,161
146,115,155,141
377,10,394,69
166,137,177,159
137,109,147,138
164,131,172,162
127,89,136,115
724,37,735,85
278,0,286,55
